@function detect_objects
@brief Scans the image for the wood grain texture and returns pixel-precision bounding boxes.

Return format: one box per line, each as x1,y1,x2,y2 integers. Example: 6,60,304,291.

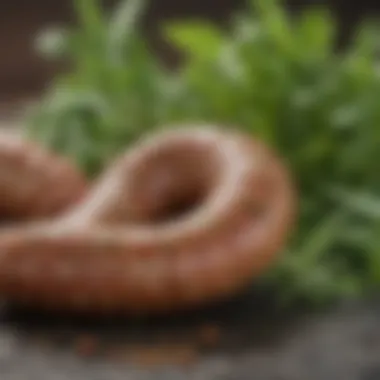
0,125,296,315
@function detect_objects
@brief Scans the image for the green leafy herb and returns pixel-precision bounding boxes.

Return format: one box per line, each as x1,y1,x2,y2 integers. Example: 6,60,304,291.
25,0,380,306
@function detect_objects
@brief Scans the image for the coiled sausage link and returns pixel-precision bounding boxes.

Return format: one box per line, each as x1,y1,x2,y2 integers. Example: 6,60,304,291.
0,125,296,315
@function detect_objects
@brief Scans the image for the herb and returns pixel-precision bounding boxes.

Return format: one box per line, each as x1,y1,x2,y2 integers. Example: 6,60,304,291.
25,0,380,305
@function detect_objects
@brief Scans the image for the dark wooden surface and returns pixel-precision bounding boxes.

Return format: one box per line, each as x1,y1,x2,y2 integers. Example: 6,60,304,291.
1,292,380,380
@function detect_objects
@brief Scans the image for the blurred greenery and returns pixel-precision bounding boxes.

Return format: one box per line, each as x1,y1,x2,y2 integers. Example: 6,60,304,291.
26,0,380,306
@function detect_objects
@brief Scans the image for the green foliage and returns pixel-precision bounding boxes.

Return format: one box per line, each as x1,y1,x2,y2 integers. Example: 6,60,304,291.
25,0,380,305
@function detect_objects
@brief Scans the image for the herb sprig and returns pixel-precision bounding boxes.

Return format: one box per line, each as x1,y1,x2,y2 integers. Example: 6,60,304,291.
26,0,380,305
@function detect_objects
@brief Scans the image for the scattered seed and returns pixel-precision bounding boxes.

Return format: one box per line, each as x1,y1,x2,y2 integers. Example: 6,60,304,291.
198,324,222,347
74,334,99,357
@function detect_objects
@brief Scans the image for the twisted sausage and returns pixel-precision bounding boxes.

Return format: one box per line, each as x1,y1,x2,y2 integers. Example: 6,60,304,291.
0,125,296,315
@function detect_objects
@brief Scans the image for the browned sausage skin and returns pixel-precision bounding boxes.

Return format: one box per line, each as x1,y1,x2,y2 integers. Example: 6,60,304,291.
0,131,87,220
0,125,297,315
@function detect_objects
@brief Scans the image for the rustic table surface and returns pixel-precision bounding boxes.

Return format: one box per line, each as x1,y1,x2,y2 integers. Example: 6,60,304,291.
0,292,379,380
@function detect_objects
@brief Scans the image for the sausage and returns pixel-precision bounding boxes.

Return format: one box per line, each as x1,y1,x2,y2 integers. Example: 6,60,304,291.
0,131,87,220
0,125,297,315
